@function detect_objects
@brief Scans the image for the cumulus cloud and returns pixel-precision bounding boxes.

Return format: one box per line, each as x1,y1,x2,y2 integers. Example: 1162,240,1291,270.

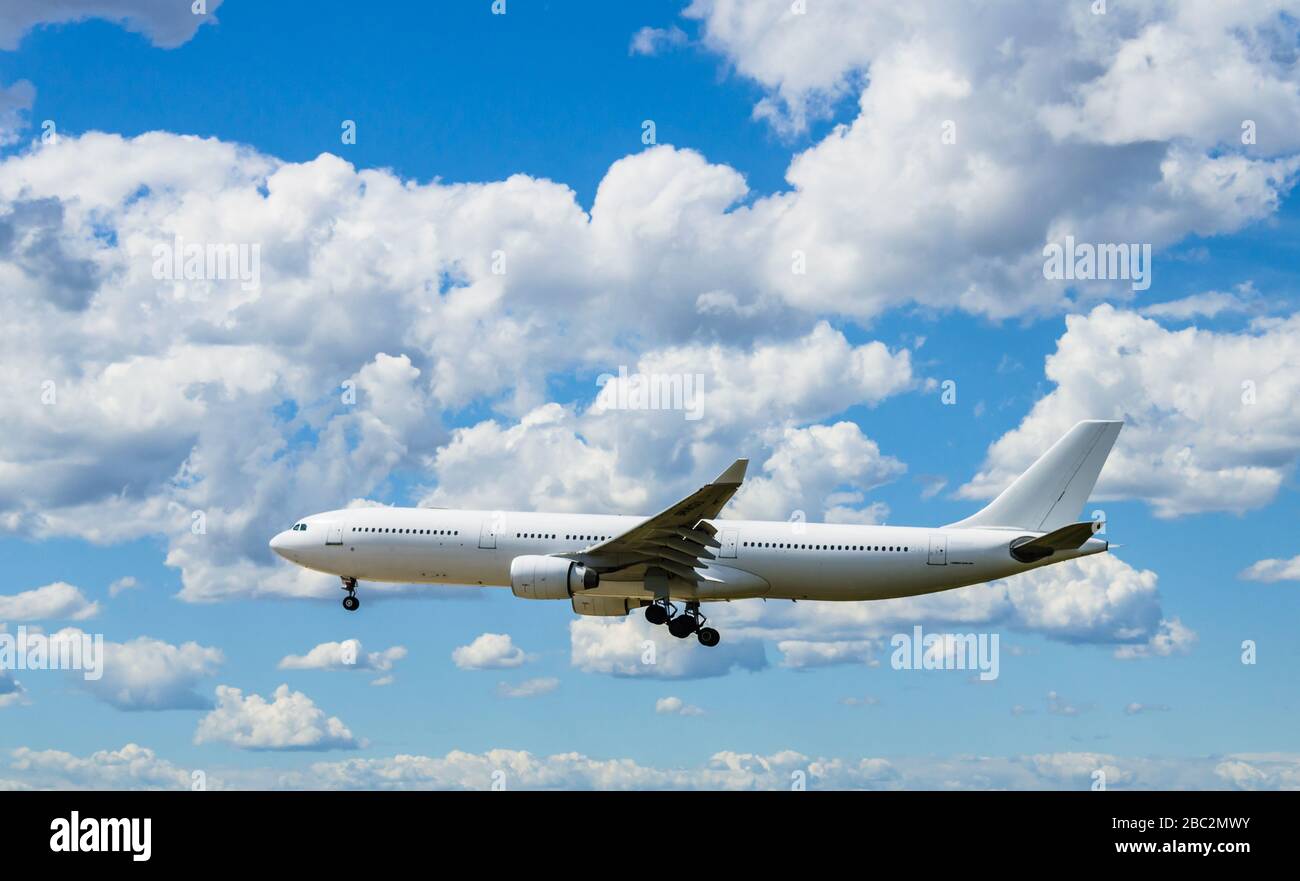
1240,555,1300,583
1140,283,1261,320
655,695,704,716
292,747,895,791
0,0,225,50
1047,690,1085,717
108,576,138,597
1214,754,1300,791
571,614,767,679
0,582,99,621
421,324,915,518
570,553,1191,678
0,671,27,708
958,305,1300,517
7,738,1300,790
779,640,878,670
727,421,905,521
682,0,1300,318
629,25,688,56
0,0,1290,618
7,742,197,790
451,633,530,670
698,553,1192,668
193,684,359,751
0,79,33,146
278,639,407,685
60,628,223,710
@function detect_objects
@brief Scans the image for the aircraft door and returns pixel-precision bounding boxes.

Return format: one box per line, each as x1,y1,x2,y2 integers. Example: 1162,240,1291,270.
719,528,739,559
325,522,343,545
927,533,947,565
478,515,500,549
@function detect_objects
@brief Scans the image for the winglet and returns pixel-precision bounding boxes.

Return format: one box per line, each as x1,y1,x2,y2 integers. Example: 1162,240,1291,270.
713,458,748,486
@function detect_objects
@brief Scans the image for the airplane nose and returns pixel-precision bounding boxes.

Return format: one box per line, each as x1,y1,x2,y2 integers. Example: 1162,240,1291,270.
269,531,289,558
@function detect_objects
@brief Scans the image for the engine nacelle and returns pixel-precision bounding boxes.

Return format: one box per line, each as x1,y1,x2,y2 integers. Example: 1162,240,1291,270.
510,555,599,599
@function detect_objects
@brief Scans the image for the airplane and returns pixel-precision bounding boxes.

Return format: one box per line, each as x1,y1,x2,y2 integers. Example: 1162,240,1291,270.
270,420,1122,647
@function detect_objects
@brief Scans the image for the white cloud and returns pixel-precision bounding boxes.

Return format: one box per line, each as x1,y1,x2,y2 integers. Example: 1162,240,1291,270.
0,0,1294,608
278,639,407,685
8,741,1300,790
59,627,223,711
629,25,688,56
571,614,767,679
7,742,197,790
1112,618,1197,660
1214,754,1300,791
496,677,559,699
0,671,27,708
1140,284,1259,320
1240,555,1300,583
0,0,225,50
293,747,895,791
299,746,1283,790
958,305,1300,517
193,684,359,751
727,421,905,521
107,576,138,597
1047,690,1084,717
1040,4,1300,153
655,696,704,716
451,633,530,670
706,553,1191,667
0,79,33,146
778,640,878,670
683,0,1300,315
421,324,915,518
0,582,99,621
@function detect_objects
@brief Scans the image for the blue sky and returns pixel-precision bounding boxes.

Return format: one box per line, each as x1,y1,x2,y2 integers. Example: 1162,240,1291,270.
0,0,1298,789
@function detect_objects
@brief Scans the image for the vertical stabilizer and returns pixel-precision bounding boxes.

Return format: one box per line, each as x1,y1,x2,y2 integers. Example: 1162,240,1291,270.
948,420,1123,532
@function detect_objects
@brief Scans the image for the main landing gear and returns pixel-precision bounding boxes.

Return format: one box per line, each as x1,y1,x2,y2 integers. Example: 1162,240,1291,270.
341,577,359,611
645,599,720,647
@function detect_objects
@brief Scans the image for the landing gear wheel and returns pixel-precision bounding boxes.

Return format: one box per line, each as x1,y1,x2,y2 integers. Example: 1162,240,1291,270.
668,615,698,639
696,627,720,647
340,577,359,612
645,604,669,625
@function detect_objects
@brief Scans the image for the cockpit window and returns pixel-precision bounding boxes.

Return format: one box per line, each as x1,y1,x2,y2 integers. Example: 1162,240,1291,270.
293,523,306,531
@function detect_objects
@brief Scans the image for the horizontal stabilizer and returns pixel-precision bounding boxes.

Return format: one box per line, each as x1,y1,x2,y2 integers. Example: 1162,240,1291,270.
1009,522,1096,562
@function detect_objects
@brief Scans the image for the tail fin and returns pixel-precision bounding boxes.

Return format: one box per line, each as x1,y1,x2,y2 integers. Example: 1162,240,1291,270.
948,420,1122,532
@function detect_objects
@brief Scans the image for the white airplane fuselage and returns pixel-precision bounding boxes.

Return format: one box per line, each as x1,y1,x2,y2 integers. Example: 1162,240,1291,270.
269,507,1108,603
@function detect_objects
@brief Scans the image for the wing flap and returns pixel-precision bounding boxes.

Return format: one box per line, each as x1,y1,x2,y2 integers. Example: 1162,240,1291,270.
572,459,747,583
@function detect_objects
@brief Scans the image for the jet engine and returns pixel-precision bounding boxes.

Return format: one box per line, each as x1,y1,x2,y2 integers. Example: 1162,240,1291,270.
510,555,599,599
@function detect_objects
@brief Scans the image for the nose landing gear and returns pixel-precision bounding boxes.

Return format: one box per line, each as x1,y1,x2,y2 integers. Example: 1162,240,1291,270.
341,577,359,611
645,599,721,647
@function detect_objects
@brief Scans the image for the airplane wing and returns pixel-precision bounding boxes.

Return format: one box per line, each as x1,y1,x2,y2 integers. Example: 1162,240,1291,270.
567,458,748,584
